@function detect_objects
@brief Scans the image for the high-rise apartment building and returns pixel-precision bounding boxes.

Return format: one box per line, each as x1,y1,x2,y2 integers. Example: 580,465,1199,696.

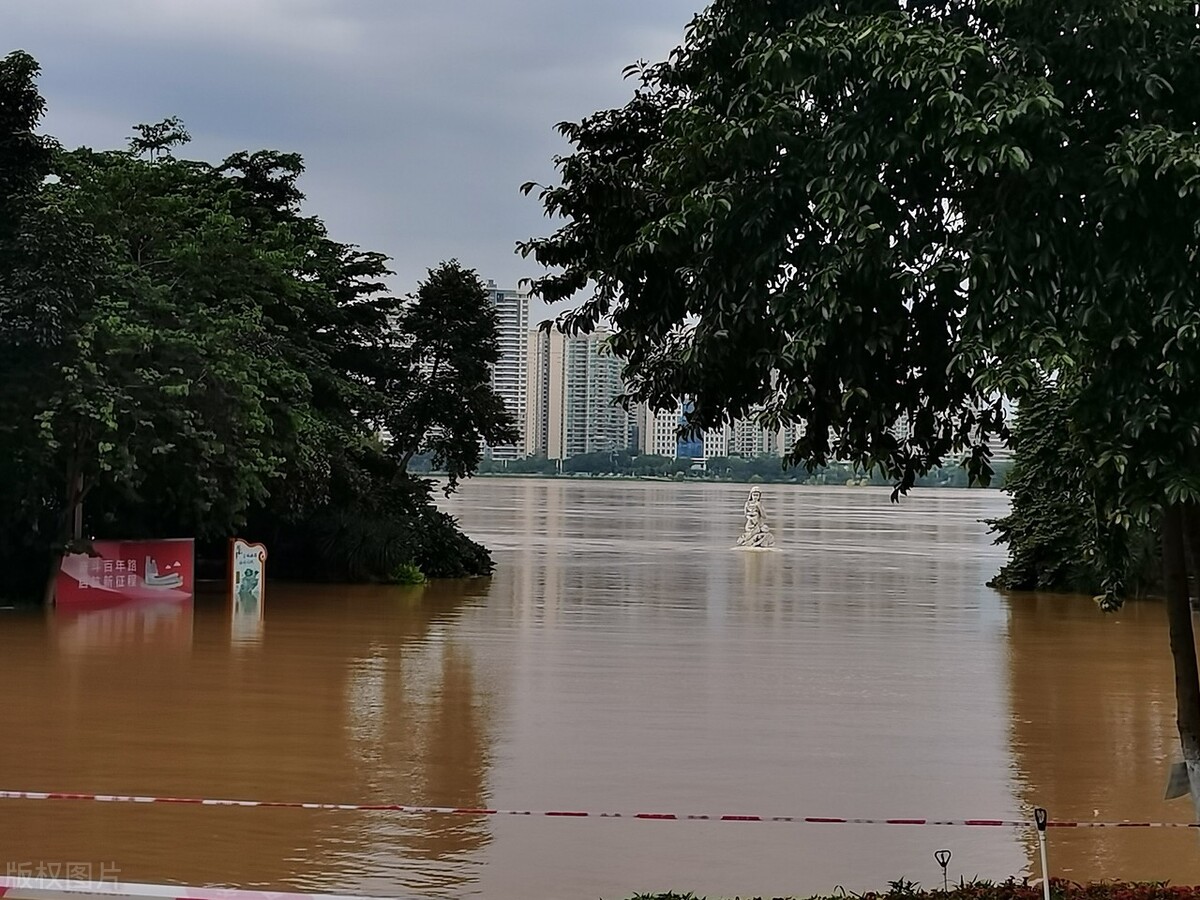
484,280,530,461
525,328,566,460
703,426,729,459
563,332,629,457
779,422,806,457
525,328,630,460
730,416,783,457
703,415,806,460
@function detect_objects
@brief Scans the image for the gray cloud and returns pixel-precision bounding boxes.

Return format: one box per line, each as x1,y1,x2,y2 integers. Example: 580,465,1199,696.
2,0,702,314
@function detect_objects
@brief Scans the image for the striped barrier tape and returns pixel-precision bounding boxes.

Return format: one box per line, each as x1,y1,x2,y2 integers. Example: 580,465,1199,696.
0,790,1195,828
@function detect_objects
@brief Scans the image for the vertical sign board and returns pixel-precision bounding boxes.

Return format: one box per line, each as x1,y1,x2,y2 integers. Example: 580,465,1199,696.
56,538,195,607
229,538,267,640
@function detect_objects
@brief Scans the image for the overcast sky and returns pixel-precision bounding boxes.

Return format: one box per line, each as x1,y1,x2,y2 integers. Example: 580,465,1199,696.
2,0,703,315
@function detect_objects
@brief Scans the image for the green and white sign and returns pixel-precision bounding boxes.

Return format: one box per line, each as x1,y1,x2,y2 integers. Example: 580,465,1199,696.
230,538,267,627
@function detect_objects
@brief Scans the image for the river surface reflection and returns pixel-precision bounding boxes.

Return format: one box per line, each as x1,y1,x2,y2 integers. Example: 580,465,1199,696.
0,481,1195,897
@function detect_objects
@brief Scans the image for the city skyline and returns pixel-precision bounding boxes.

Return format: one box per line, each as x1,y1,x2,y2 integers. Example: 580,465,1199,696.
485,281,1011,466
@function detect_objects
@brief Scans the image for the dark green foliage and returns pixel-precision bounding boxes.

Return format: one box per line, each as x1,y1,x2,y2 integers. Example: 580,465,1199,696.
989,385,1101,593
989,383,1159,595
127,116,190,160
385,260,519,493
415,505,496,579
253,472,493,584
0,50,51,239
388,563,427,586
521,0,1058,490
0,54,499,600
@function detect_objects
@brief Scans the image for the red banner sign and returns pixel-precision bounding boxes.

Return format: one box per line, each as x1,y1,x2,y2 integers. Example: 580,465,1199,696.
56,538,195,607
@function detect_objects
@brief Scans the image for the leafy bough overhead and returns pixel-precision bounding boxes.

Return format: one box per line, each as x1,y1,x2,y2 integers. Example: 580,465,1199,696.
520,0,1200,541
519,2,1083,493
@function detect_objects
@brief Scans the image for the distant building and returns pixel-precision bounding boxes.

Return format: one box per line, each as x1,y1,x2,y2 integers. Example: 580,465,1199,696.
638,404,681,458
703,426,729,459
513,322,1020,469
731,416,784,457
563,331,629,457
484,280,530,461
637,401,703,460
779,422,806,456
525,328,631,460
703,409,793,460
525,328,565,460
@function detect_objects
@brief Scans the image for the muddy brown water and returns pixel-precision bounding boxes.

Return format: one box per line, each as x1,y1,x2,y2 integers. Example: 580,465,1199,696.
1,481,1196,898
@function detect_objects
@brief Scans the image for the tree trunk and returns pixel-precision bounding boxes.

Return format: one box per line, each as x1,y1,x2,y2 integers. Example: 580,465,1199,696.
1163,502,1200,820
72,470,83,542
42,469,84,608
42,550,62,609
1185,503,1200,609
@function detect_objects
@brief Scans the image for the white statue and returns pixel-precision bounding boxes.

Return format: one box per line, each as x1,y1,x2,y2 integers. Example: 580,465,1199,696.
736,487,776,549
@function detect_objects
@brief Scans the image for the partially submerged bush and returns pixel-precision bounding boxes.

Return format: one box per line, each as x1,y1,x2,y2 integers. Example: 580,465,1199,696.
255,476,494,583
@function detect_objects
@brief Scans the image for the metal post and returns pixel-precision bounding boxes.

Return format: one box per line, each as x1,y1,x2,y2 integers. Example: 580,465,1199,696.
934,850,952,892
1035,807,1051,900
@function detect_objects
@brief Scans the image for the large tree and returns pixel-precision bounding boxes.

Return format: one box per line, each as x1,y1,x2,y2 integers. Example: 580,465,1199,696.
384,260,519,492
520,1,1200,810
41,140,300,562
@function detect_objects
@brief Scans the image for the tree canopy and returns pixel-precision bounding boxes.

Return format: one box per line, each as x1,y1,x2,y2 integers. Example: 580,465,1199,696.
385,260,519,492
0,51,504,598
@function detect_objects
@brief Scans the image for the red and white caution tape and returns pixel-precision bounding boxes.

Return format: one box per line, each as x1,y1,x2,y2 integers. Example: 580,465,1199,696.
0,789,1196,829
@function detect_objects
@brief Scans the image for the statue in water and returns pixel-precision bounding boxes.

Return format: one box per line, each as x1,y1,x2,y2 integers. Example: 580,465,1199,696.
736,487,776,549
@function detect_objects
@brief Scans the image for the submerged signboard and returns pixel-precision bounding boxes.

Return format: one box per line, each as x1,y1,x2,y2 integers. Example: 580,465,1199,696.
56,538,195,606
230,538,267,643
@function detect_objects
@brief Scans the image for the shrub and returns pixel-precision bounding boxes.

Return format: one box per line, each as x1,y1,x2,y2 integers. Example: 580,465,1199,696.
387,563,426,585
256,476,494,583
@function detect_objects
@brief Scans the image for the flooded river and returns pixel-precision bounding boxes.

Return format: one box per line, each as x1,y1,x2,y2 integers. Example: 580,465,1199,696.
0,481,1196,898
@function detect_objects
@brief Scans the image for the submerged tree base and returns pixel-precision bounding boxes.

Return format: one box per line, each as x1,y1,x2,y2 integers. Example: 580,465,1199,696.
250,479,495,584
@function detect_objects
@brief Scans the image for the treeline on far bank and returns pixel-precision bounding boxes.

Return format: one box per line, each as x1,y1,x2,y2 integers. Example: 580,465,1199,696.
0,52,516,602
456,450,1013,487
